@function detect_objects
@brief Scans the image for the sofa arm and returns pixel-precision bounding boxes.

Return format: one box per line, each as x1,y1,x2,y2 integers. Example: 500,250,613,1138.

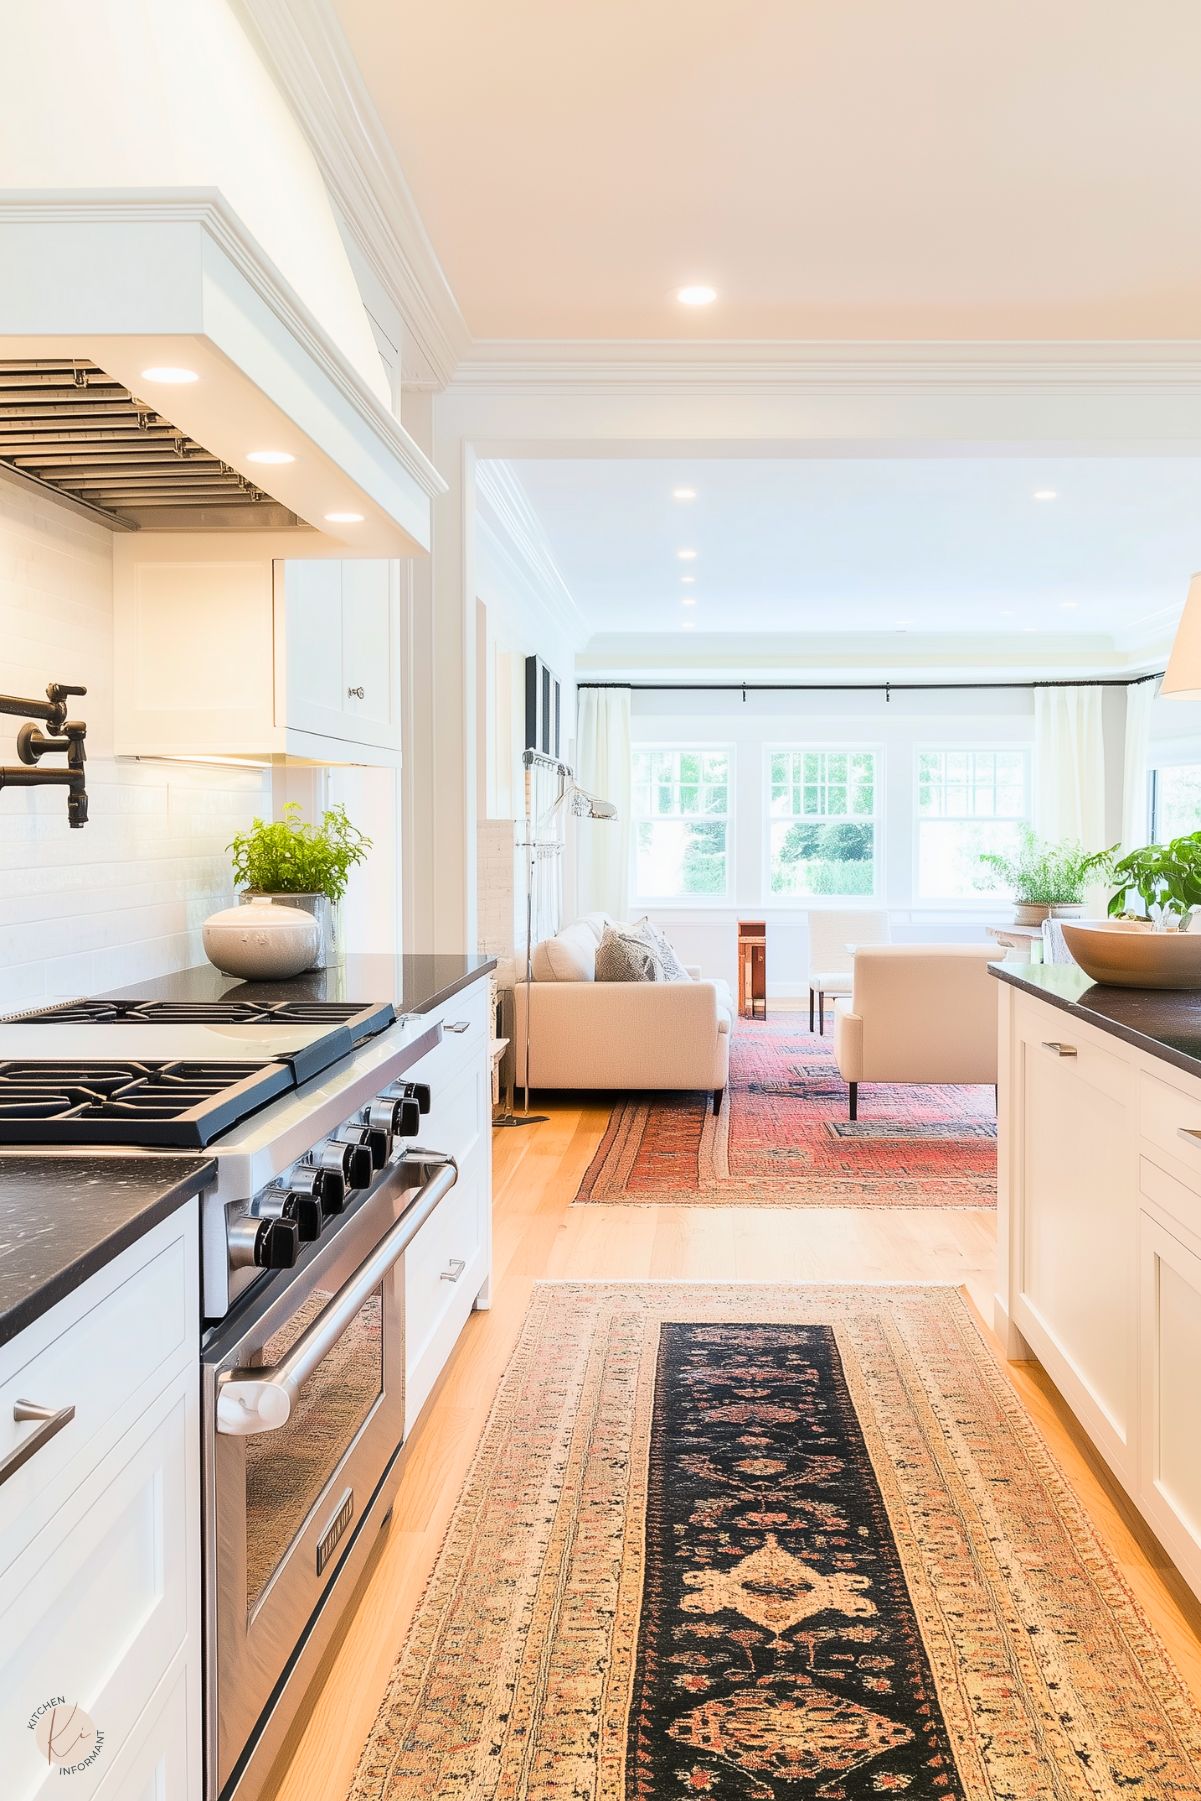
684,964,703,981
513,979,730,1091
833,999,863,1082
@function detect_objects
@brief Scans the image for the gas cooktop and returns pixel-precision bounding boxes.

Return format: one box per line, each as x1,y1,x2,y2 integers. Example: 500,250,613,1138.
18,995,396,1044
0,1058,293,1148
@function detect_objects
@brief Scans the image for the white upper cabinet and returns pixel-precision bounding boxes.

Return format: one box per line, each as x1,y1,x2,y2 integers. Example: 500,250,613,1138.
114,541,402,766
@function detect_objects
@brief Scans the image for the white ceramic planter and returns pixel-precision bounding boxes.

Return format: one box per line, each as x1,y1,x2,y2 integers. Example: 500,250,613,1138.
204,898,320,980
239,890,339,968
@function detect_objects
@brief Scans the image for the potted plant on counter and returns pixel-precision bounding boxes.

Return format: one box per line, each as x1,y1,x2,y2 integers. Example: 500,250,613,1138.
978,828,1115,925
228,802,372,967
1108,830,1201,929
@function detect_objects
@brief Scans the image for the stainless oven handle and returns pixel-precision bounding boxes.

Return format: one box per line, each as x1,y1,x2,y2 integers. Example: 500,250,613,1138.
215,1152,458,1437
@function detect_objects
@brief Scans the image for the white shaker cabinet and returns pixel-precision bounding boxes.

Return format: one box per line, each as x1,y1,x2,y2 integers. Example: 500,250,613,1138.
0,1205,202,1801
114,540,401,765
997,975,1201,1604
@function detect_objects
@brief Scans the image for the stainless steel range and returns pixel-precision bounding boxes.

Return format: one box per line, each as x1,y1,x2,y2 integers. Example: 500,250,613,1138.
2,995,459,1801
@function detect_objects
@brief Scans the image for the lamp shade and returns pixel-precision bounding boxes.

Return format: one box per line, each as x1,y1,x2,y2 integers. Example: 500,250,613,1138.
1162,572,1201,700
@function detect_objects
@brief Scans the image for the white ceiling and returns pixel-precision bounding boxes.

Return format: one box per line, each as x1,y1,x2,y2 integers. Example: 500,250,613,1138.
333,0,1201,341
504,456,1201,639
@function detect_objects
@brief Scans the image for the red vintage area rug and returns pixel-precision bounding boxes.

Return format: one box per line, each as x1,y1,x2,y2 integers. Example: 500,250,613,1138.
574,1012,996,1208
349,1284,1201,1801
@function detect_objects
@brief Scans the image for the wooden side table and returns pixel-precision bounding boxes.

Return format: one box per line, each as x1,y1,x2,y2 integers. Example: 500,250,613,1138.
986,922,1045,964
738,919,767,1020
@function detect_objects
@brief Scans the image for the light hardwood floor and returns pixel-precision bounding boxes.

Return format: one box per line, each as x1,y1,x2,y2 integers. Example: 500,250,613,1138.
267,1096,1201,1801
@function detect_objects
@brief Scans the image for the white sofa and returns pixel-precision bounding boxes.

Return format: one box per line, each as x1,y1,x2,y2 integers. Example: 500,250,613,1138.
832,943,999,1119
512,913,734,1107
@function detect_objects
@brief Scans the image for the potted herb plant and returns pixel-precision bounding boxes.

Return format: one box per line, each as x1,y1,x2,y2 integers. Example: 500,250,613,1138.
978,828,1115,925
1108,830,1201,929
229,802,372,967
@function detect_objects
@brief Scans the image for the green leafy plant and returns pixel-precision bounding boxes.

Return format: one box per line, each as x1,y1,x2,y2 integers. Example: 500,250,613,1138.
977,827,1115,905
229,803,371,905
1108,830,1201,928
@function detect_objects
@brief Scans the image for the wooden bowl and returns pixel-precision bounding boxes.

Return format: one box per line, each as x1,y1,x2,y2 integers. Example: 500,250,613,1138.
1059,919,1201,989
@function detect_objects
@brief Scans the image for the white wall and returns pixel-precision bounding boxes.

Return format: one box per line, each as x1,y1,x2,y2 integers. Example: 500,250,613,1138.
0,480,271,1014
625,685,1035,995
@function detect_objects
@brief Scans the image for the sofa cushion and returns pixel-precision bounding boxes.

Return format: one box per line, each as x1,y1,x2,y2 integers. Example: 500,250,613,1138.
595,920,666,982
532,921,598,982
578,911,612,943
639,919,690,982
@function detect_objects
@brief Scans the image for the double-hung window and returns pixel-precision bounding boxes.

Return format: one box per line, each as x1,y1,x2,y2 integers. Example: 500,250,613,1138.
767,748,879,897
630,747,731,899
915,747,1030,899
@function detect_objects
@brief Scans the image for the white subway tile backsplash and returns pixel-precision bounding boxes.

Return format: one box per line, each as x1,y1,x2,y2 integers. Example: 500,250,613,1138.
0,482,271,1013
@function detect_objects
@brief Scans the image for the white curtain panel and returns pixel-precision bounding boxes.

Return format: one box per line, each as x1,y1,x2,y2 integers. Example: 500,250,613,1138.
1033,685,1107,847
575,687,631,919
1120,677,1158,852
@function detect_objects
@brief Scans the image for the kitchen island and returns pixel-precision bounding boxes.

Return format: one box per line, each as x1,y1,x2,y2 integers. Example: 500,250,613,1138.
992,960,1201,1603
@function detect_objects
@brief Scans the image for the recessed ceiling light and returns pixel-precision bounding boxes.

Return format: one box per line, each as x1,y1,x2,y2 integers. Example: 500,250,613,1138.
681,596,697,606
1060,599,1080,610
677,548,698,561
681,620,696,630
247,449,295,465
1033,488,1057,501
676,285,717,307
681,574,695,584
673,486,697,500
1000,608,1015,618
324,511,364,524
140,365,198,384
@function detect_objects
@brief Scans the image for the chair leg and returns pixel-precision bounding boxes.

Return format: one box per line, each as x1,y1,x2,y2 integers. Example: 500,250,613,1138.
819,991,825,1034
809,987,815,1033
849,1081,858,1122
713,1086,724,1115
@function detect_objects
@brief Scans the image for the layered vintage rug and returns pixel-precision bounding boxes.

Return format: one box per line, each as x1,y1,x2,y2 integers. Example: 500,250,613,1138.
574,1012,996,1208
350,1283,1201,1801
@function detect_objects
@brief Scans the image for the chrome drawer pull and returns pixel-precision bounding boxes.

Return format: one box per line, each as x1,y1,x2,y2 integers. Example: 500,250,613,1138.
441,1258,466,1284
0,1398,76,1488
445,1021,470,1034
1177,1128,1201,1151
1041,1041,1078,1056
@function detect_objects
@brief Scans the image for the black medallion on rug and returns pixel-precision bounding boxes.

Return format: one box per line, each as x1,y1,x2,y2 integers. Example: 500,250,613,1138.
627,1323,963,1800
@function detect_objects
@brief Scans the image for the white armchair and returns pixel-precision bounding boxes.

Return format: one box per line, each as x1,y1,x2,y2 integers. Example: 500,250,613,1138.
806,909,891,1033
833,944,999,1119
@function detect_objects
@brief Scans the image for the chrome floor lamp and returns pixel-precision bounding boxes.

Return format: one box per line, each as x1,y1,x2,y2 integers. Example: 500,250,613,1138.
494,746,616,1129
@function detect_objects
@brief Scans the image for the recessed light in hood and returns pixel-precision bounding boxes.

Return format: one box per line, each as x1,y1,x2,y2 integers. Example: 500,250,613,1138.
246,449,295,466
0,359,297,532
140,366,198,384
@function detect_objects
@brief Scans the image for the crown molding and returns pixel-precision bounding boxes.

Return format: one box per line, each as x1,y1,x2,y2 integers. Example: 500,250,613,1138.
453,338,1201,395
476,459,589,650
231,0,469,390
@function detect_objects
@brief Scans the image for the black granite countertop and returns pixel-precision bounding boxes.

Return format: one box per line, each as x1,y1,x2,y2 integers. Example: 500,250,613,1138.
96,952,496,1017
991,960,1201,1082
0,1155,215,1348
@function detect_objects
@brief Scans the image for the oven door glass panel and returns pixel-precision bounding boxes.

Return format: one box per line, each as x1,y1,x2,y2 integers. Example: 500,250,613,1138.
243,1283,384,1613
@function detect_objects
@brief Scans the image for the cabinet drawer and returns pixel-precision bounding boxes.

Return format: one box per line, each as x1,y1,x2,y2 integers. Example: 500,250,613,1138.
404,1152,484,1426
0,1368,197,1801
1140,1155,1201,1247
1139,1067,1201,1192
0,1210,196,1566
95,1660,195,1801
418,1054,485,1166
421,983,489,1059
1138,1211,1201,1599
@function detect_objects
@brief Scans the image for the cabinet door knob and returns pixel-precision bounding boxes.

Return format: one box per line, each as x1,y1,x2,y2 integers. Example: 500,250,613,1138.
440,1258,467,1283
347,684,365,700
1041,1041,1078,1056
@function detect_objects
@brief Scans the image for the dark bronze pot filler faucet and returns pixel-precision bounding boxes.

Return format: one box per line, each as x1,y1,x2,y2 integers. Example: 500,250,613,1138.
0,681,88,826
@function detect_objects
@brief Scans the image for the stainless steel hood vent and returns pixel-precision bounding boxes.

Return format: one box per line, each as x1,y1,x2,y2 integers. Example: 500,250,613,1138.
0,358,301,531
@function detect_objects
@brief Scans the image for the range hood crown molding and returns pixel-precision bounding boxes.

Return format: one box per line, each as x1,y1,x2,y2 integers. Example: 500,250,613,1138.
0,189,447,549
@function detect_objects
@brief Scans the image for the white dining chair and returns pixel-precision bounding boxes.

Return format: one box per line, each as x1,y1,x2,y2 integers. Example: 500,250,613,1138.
806,908,891,1033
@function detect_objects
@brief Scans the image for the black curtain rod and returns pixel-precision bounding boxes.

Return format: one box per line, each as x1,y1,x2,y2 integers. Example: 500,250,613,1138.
577,673,1163,695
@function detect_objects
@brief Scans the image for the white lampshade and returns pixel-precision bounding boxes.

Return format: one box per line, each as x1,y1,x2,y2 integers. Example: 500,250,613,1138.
1163,572,1201,700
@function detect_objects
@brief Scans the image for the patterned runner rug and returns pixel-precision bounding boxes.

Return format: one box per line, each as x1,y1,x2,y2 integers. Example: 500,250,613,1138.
574,1012,996,1207
350,1284,1201,1800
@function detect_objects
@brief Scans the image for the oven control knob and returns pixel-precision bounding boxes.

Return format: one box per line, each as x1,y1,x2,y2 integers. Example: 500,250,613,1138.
336,1125,388,1174
367,1095,420,1139
386,1080,431,1116
229,1215,300,1271
256,1190,322,1243
316,1137,373,1193
288,1161,347,1216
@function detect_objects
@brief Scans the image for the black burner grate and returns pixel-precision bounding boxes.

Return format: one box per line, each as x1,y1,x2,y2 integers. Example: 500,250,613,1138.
0,1058,293,1147
22,998,382,1027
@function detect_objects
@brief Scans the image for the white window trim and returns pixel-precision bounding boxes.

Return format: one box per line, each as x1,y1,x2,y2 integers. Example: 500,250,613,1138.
912,741,1033,908
762,742,885,906
630,740,735,906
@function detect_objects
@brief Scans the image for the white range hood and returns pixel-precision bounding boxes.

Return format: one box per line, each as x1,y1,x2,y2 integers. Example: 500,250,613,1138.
0,191,445,555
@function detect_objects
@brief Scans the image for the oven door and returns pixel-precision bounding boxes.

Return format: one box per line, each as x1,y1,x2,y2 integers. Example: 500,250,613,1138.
203,1153,456,1800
